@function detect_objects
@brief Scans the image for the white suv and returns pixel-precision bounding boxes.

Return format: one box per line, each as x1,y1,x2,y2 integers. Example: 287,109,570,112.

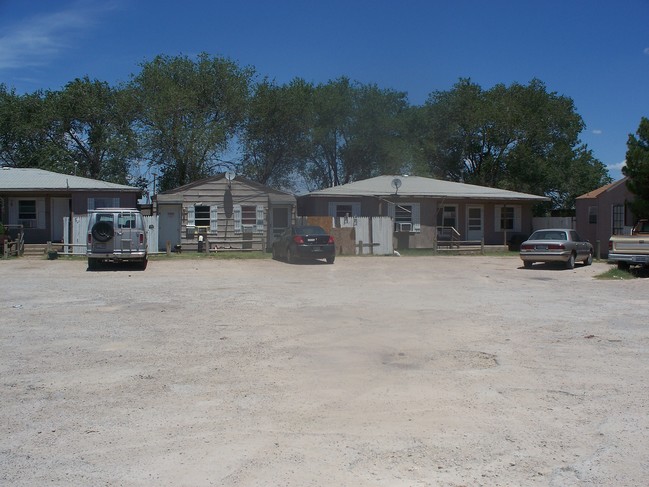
87,209,148,270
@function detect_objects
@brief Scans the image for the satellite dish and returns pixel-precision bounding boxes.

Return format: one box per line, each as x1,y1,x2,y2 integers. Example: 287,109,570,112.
224,171,235,181
391,178,402,191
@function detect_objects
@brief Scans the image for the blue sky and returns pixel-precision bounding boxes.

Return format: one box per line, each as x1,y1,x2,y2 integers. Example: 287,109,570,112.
1,0,648,181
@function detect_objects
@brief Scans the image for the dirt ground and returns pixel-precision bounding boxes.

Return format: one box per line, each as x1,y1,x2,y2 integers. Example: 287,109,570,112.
1,255,648,486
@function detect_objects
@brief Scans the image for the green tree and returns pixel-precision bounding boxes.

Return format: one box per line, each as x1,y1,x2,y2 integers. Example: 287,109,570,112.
47,77,138,183
240,78,313,190
130,53,253,190
623,117,649,219
302,77,410,190
415,78,610,209
0,85,67,170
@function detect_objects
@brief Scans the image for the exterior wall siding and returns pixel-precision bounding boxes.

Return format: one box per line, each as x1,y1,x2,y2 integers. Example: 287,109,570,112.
298,195,537,247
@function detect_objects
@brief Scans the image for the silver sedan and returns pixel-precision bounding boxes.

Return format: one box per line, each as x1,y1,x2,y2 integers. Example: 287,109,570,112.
519,229,594,269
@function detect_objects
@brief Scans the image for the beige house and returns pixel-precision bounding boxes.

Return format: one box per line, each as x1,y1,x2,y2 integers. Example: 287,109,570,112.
575,178,635,258
0,167,141,244
298,175,549,249
154,174,296,252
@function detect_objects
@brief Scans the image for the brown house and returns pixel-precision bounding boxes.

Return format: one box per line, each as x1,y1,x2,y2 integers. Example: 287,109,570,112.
0,167,141,244
154,174,296,252
575,178,635,258
298,175,549,248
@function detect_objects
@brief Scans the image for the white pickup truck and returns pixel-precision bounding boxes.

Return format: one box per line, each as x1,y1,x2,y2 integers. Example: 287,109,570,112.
608,219,649,270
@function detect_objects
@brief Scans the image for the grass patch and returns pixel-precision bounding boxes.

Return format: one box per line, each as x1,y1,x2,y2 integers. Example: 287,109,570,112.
595,265,649,280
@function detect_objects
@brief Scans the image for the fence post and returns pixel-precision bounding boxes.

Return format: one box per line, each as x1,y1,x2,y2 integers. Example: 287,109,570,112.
596,240,600,261
357,240,363,255
481,238,484,255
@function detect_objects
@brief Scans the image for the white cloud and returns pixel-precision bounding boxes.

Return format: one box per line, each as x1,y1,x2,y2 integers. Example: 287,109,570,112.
592,129,603,135
644,47,649,55
607,160,626,172
0,2,117,70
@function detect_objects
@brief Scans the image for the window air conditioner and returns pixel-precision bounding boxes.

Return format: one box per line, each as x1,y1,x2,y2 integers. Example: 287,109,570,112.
396,222,412,232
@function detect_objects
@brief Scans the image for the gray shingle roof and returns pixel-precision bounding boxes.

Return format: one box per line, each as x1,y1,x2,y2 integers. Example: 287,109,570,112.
306,175,549,201
0,167,139,192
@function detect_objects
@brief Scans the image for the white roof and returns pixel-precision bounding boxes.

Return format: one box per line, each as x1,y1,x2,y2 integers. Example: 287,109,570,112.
0,167,139,192
306,175,549,201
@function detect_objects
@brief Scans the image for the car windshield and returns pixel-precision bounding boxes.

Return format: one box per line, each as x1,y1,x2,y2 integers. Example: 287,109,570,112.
295,226,326,235
530,230,567,241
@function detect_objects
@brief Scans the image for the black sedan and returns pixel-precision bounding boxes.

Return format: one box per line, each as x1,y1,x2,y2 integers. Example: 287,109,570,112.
272,225,336,264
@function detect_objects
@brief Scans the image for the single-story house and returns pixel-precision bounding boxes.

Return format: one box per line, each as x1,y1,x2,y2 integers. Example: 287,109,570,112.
575,177,635,258
154,174,296,252
297,175,549,248
0,167,141,244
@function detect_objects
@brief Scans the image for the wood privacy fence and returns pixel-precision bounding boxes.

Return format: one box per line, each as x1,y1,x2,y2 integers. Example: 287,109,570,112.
63,215,159,255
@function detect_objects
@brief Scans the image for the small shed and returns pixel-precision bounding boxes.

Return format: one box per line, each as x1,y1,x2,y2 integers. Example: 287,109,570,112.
154,174,296,252
575,178,635,258
0,167,141,244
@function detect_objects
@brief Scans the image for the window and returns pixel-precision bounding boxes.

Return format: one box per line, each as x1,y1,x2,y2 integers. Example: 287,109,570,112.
18,200,37,228
194,205,210,227
187,205,218,233
389,202,421,232
88,197,120,210
612,204,625,235
588,206,598,224
328,202,361,218
437,205,457,228
494,205,521,233
234,205,264,234
241,205,257,226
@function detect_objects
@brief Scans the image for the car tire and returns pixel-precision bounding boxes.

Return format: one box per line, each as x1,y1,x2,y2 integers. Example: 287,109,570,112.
137,258,148,271
272,245,279,260
287,247,295,264
87,258,100,271
617,261,630,271
326,256,335,264
523,261,533,269
583,252,593,266
565,253,576,269
91,221,114,243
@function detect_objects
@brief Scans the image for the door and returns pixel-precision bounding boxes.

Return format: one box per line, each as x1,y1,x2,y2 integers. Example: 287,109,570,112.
271,207,290,241
51,197,71,242
158,204,182,251
466,205,483,241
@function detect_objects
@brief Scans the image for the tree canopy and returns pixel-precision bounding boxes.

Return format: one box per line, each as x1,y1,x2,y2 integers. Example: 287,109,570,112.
0,57,616,211
412,78,611,210
129,53,254,191
623,117,649,219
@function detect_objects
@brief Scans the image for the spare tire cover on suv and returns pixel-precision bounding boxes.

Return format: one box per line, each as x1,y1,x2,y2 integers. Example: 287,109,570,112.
91,220,115,242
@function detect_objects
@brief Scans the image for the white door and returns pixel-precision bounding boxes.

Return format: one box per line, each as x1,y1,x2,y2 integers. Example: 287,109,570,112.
51,197,71,242
466,206,483,241
158,204,182,251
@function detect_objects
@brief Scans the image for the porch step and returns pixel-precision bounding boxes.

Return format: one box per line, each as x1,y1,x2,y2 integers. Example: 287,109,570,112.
22,244,47,258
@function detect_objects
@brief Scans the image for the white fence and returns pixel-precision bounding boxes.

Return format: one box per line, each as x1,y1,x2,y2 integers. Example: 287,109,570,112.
337,216,394,255
63,215,159,255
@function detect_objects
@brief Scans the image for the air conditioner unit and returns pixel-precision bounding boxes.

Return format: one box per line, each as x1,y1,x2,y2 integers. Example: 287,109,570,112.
396,222,412,232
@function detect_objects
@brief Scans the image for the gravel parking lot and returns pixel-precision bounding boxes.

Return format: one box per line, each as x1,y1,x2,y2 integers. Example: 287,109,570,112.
1,255,648,486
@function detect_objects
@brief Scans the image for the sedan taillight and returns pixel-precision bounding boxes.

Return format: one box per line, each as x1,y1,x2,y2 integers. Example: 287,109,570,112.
293,236,305,244
547,244,565,250
521,244,533,250
328,236,335,244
